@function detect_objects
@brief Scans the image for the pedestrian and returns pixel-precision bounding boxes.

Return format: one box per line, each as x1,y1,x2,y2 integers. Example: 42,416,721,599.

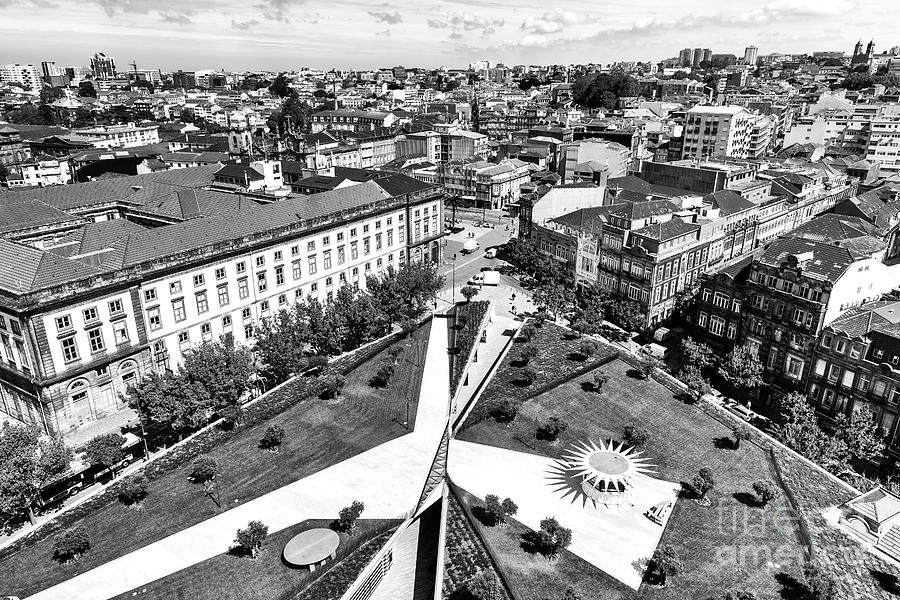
511,304,516,314
512,292,516,301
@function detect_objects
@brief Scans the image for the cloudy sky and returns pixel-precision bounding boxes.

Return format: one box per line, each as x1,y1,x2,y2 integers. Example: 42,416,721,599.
0,0,896,71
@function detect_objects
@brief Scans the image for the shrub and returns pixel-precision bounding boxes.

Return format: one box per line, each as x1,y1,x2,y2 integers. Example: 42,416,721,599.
651,544,682,586
593,370,609,393
259,424,285,452
53,526,90,563
219,404,244,428
483,494,517,526
320,374,346,399
400,318,417,337
521,366,538,386
500,498,518,523
520,323,536,342
467,571,503,600
370,362,395,388
387,344,404,364
306,354,329,372
520,344,539,365
117,475,148,505
537,517,572,561
752,480,779,508
533,313,547,327
338,500,365,532
579,340,599,357
190,456,219,483
803,562,837,600
639,354,658,379
733,425,752,449
234,520,268,558
460,285,480,303
691,467,716,503
493,398,518,424
536,416,568,442
623,425,651,451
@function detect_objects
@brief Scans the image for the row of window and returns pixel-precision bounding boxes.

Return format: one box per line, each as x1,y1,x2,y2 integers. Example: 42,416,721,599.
55,300,125,332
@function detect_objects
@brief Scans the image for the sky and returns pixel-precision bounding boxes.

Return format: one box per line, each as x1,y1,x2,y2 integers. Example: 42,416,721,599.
0,0,898,71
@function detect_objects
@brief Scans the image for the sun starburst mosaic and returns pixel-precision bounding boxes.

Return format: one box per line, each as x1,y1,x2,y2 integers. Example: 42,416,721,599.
559,439,656,506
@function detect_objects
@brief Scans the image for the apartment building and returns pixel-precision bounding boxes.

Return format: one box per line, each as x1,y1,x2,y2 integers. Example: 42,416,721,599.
866,115,900,173
561,140,629,183
395,124,488,164
439,158,531,210
0,63,42,90
310,110,397,134
681,105,755,160
0,173,444,438
73,123,161,149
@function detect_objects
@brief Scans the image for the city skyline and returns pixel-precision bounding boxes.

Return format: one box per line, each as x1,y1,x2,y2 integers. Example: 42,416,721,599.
1,0,897,71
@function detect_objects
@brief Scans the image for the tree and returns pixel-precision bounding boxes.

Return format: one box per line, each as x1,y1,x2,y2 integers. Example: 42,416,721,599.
571,72,638,110
123,371,212,439
40,86,64,105
537,517,572,561
639,354,658,380
680,338,715,372
607,298,646,332
85,433,126,479
532,281,575,320
719,345,763,400
387,344,404,365
366,262,444,324
78,81,97,97
371,362,395,388
579,340,599,358
803,562,836,600
190,456,219,484
269,73,292,98
834,409,884,463
117,475,148,505
330,284,390,351
0,423,71,525
460,285,479,303
467,571,503,600
773,392,839,464
650,544,682,586
521,366,538,386
520,344,539,365
338,500,365,532
571,319,590,338
500,498,518,524
493,398,518,424
259,424,285,452
53,526,91,563
752,480,779,508
691,467,716,504
733,425,752,450
267,90,313,133
484,494,504,525
593,371,609,393
320,373,346,399
235,520,268,558
519,323,536,342
254,308,309,382
671,70,690,80
537,417,568,442
624,425,650,450
182,335,255,414
300,296,342,356
678,364,711,402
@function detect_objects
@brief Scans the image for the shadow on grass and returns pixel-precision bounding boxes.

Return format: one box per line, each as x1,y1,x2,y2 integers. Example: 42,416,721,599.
714,436,737,450
733,491,760,508
562,332,580,341
579,381,597,393
675,392,698,405
519,530,544,556
775,571,807,599
566,352,587,362
678,481,695,500
626,369,644,379
870,569,900,594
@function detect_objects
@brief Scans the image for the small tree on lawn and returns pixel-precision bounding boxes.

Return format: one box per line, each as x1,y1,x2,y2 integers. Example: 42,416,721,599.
624,425,650,450
467,571,503,600
651,544,682,587
500,498,518,524
484,494,504,525
117,475,148,506
571,319,590,338
579,340,599,358
190,456,219,484
520,323,536,342
493,398,518,425
733,425,752,450
370,362,395,388
235,520,268,558
320,374,346,399
53,526,90,563
537,416,568,443
678,364,711,402
803,562,837,600
460,285,480,303
521,366,538,386
638,354,658,380
259,424,285,452
400,318,417,338
720,344,763,403
520,344,539,365
85,432,126,479
537,517,572,561
339,500,365,533
593,371,609,394
387,344,404,365
752,480,779,508
691,467,716,506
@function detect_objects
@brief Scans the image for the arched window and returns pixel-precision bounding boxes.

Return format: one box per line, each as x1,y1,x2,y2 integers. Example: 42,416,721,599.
67,379,93,422
119,360,138,390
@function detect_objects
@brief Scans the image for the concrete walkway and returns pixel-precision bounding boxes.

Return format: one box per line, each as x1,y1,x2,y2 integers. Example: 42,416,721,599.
28,319,451,600
448,439,680,590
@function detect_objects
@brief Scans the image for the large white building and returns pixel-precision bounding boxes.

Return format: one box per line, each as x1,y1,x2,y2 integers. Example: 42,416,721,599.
73,123,161,149
0,63,42,90
866,115,900,173
681,105,755,160
0,170,444,439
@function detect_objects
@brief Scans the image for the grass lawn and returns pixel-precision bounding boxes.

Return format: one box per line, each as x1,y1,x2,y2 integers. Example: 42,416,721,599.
457,357,806,599
0,323,431,598
462,320,617,427
109,519,399,600
449,300,491,397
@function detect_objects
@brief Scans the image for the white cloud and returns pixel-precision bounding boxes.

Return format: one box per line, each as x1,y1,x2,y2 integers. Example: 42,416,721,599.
368,10,402,24
520,9,584,34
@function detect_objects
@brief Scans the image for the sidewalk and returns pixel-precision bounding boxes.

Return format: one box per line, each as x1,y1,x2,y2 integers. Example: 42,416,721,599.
27,318,451,600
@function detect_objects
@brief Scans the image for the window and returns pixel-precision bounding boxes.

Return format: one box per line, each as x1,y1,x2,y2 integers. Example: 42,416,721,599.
875,348,885,360
170,281,182,294
337,232,345,242
255,256,265,267
307,241,315,251
338,246,345,265
322,235,330,246
291,245,300,256
238,277,249,299
363,224,369,233
709,316,726,336
147,307,161,331
274,250,283,261
222,315,232,329
323,251,332,270
144,288,157,302
821,334,833,348
311,282,318,293
56,315,72,331
308,255,317,275
364,238,370,255
196,291,209,314
244,324,253,339
61,337,79,362
850,345,862,359
785,355,804,379
201,322,212,341
257,272,267,292
178,331,190,349
858,374,872,392
83,307,99,323
108,299,123,315
113,321,129,344
215,267,226,280
698,312,708,327
236,261,246,274
172,298,186,322
726,323,737,339
88,328,105,353
260,300,270,313
217,284,230,307
387,230,393,246
275,265,285,285
351,241,358,260
350,227,357,237
834,339,847,354
193,274,205,287
241,307,252,321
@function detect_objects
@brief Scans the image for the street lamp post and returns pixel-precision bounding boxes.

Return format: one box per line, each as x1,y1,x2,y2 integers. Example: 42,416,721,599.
451,253,457,305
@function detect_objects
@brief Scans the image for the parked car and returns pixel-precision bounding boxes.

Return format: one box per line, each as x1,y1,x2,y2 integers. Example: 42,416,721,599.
728,404,757,423
485,248,497,259
469,270,500,286
461,240,479,254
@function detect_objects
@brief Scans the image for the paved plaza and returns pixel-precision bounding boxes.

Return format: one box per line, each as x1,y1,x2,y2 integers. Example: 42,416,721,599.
448,439,681,590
